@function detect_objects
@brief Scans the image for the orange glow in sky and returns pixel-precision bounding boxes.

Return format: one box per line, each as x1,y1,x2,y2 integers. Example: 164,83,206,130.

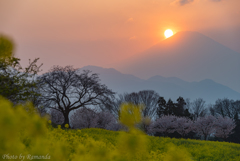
0,0,240,72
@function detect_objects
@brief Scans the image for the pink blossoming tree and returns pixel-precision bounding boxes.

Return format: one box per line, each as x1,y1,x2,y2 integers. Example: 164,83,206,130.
148,115,178,136
175,117,193,137
214,116,236,140
193,115,216,140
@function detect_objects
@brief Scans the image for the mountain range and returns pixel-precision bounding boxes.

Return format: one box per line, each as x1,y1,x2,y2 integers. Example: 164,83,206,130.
79,66,240,104
117,31,240,93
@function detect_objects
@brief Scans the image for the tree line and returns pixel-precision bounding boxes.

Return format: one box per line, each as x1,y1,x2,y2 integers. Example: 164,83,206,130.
1,35,240,143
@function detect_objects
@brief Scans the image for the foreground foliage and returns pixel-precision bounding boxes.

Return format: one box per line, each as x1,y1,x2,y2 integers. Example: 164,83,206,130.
0,35,42,105
1,98,240,161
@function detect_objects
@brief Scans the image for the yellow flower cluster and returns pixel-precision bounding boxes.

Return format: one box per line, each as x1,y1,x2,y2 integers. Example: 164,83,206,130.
119,103,143,128
65,124,69,129
0,99,240,161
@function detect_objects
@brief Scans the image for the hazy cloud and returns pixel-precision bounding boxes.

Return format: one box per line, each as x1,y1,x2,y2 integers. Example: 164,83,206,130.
172,0,194,6
129,36,136,40
173,0,222,6
126,18,134,23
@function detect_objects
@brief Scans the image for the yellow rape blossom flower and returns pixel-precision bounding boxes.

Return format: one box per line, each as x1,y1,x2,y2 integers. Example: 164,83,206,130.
65,124,69,128
119,103,144,129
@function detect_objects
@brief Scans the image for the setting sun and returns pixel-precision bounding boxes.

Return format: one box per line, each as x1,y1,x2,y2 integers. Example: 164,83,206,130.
164,29,174,38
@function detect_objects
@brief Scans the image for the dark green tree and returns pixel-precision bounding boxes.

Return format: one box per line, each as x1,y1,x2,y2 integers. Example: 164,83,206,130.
166,99,175,115
157,96,192,119
175,97,192,119
156,97,167,117
157,98,175,117
228,111,240,143
175,97,186,116
0,35,42,104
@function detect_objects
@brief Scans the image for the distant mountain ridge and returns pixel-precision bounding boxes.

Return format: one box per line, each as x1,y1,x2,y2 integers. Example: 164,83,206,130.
118,31,240,93
79,66,240,104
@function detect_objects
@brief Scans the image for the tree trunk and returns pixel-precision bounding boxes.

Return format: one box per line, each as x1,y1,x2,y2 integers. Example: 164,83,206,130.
204,134,207,140
63,111,70,128
224,136,227,142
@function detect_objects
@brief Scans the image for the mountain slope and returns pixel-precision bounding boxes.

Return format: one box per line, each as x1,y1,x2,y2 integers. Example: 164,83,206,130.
118,31,240,93
79,66,240,103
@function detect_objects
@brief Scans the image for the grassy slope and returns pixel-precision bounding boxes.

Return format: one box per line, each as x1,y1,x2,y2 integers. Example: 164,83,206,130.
78,128,240,161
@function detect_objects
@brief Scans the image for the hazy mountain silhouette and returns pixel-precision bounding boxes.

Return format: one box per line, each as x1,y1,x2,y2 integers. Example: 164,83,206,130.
118,31,240,93
79,66,240,103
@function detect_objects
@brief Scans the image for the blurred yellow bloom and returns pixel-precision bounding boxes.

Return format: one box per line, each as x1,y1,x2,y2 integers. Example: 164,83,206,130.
119,103,144,129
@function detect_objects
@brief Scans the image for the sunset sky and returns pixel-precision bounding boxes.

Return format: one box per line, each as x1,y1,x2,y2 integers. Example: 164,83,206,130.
0,0,239,73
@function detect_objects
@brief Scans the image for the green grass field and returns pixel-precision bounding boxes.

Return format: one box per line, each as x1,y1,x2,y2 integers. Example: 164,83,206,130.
75,128,240,161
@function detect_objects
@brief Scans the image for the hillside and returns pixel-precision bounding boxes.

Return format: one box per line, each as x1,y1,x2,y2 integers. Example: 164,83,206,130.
79,128,240,161
118,31,240,93
79,66,240,103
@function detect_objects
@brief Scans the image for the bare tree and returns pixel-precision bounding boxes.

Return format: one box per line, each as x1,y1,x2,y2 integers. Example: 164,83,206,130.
38,66,115,127
102,90,159,122
138,90,160,119
103,90,160,133
114,90,159,118
212,98,238,118
99,97,122,119
119,92,139,105
214,116,236,140
191,98,208,120
233,100,240,114
209,104,215,116
185,98,191,111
